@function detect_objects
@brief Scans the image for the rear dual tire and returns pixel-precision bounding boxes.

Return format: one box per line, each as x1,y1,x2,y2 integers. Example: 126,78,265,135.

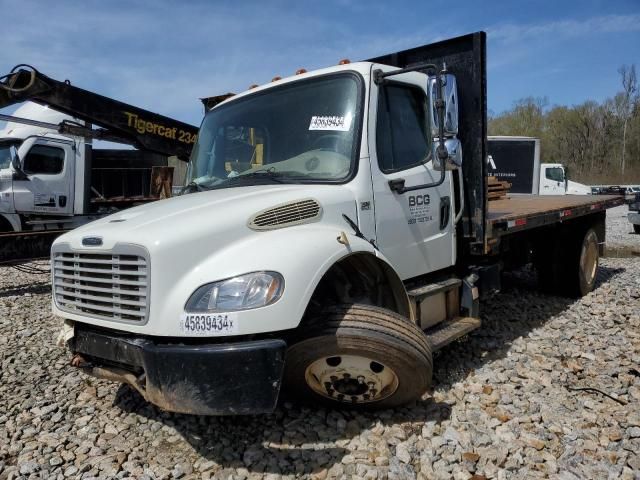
284,304,432,409
536,227,599,297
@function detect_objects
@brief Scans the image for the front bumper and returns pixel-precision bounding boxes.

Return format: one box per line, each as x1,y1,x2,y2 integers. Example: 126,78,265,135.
629,211,640,226
70,324,286,415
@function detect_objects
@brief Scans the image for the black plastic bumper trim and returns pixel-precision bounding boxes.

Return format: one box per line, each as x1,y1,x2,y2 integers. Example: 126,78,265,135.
71,326,286,415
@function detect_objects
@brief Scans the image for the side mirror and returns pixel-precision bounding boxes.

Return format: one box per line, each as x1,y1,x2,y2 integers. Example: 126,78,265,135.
433,138,462,171
10,145,29,181
430,73,459,137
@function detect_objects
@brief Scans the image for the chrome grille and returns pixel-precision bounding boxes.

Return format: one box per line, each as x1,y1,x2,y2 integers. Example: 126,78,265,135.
248,199,322,230
52,246,149,323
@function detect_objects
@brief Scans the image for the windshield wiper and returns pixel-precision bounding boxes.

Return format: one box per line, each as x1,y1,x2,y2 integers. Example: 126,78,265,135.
181,181,210,194
230,169,288,183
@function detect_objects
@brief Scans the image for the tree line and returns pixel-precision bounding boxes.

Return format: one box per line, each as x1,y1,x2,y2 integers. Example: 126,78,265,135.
488,65,639,184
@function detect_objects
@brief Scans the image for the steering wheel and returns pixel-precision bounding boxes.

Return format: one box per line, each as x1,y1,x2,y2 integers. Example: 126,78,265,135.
312,134,344,150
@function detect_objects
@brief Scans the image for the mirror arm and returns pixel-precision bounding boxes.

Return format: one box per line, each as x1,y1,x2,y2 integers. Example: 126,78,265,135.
12,169,29,181
9,146,29,181
373,63,438,85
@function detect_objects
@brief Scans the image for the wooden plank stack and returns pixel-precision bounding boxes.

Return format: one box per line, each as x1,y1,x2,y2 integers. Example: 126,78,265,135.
487,176,511,201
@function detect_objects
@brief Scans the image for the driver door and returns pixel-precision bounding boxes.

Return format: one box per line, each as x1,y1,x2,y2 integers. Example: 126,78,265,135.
369,73,455,280
13,137,75,215
540,165,565,195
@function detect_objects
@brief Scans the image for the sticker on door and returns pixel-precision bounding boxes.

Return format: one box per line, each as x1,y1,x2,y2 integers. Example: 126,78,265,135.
407,194,433,225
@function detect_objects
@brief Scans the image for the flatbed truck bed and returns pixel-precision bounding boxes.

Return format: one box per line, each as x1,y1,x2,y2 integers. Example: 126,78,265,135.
487,194,624,238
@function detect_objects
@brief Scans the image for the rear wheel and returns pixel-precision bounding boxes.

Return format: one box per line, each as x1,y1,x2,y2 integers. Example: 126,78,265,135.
536,227,599,297
634,224,640,234
576,229,599,296
284,304,432,409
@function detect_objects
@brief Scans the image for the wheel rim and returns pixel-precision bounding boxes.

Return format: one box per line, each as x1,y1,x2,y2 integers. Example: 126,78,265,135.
580,234,598,285
304,354,399,404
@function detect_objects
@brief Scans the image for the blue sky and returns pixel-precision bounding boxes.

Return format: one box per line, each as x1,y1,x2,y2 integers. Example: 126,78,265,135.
1,0,639,127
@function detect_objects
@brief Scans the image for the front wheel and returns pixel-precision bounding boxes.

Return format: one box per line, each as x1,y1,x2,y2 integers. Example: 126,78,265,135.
283,304,432,409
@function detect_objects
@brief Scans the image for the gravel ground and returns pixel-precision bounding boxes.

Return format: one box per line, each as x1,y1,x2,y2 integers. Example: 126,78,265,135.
1,256,639,478
606,205,640,253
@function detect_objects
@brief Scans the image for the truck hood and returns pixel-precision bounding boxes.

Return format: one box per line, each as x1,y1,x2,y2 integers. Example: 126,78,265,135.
55,184,358,254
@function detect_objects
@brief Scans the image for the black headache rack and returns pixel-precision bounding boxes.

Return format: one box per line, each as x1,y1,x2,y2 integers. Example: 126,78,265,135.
0,65,199,161
367,32,488,256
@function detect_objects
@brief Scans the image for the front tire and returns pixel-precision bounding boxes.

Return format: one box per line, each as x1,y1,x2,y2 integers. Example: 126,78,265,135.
284,304,432,409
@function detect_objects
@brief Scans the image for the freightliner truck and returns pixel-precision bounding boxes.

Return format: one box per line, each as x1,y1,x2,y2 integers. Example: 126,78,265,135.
0,66,198,262
53,32,623,414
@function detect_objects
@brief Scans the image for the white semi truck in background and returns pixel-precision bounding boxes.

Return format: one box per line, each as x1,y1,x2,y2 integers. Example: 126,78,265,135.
0,66,198,262
53,32,623,415
487,136,591,195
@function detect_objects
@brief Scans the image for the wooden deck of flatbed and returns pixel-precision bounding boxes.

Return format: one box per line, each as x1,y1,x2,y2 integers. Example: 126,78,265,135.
487,194,624,237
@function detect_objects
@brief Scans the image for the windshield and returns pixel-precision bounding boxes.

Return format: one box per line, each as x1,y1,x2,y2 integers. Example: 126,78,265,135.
0,140,22,170
188,73,362,190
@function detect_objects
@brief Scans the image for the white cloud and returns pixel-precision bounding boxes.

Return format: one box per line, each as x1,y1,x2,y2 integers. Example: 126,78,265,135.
486,13,640,70
489,14,640,43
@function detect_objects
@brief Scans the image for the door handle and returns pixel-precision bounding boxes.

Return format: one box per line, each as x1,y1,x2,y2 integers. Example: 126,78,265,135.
440,196,451,230
388,178,406,193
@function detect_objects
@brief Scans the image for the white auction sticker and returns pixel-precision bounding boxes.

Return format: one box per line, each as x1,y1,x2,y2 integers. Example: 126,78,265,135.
309,113,352,131
179,312,239,336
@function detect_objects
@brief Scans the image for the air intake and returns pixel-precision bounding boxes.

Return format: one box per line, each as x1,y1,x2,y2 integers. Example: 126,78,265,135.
248,199,322,230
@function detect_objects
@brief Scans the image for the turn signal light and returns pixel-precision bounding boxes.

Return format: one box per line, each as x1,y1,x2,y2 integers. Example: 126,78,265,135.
249,84,259,89
271,76,282,82
339,59,351,65
295,68,308,75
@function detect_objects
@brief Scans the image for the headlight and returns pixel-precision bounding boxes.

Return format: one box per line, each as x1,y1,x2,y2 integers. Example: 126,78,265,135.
185,271,284,312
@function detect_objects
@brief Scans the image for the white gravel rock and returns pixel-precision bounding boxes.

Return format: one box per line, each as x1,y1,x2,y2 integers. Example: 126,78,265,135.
606,204,640,253
1,243,639,479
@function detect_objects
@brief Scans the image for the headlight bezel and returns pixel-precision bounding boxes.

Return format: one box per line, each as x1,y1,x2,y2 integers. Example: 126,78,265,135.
184,271,285,313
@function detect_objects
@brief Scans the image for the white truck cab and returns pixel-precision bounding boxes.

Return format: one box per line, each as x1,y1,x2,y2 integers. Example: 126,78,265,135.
54,61,462,413
0,103,86,232
539,162,567,195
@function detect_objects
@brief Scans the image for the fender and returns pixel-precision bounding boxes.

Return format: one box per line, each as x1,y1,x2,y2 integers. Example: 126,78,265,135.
0,213,20,232
150,224,384,336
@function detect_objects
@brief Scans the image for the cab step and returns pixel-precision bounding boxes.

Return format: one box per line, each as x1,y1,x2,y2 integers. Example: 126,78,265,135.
424,316,481,351
407,277,461,300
